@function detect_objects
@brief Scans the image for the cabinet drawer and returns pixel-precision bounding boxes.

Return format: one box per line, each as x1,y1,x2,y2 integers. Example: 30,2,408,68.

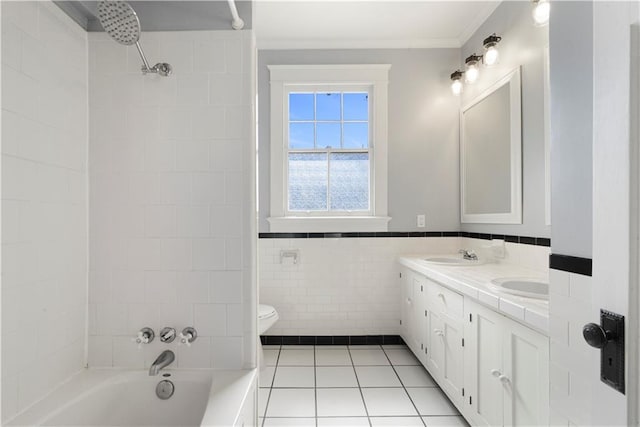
426,279,464,319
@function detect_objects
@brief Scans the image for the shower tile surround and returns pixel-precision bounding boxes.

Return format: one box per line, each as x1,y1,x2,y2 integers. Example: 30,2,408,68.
259,237,549,336
87,29,254,370
2,1,89,420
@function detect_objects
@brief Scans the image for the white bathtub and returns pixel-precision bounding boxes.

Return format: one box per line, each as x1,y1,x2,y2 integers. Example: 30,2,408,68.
8,369,257,427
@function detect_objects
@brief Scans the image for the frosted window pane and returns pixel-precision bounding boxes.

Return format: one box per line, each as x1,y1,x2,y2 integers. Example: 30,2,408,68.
289,93,314,120
316,92,341,120
330,153,369,210
289,123,314,149
343,123,369,149
288,153,328,211
343,93,368,120
316,123,341,148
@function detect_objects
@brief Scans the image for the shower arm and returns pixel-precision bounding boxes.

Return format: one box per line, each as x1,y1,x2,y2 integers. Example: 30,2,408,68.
134,41,154,73
227,0,244,30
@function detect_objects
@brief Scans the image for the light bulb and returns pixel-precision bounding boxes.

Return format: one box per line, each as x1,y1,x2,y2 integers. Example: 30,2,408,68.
532,0,550,26
484,46,499,66
451,79,463,96
465,64,479,83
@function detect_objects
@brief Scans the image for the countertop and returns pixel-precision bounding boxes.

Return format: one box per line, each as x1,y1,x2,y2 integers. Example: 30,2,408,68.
399,255,549,334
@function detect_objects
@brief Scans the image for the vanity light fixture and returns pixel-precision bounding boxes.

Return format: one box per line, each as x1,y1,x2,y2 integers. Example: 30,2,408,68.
482,33,502,66
450,70,464,96
532,0,550,26
464,54,482,84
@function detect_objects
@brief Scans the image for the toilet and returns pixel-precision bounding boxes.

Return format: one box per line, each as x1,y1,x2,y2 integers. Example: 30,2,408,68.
258,304,279,370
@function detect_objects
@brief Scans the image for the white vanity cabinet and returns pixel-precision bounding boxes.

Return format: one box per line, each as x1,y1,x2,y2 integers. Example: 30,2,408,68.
464,300,549,427
398,265,549,427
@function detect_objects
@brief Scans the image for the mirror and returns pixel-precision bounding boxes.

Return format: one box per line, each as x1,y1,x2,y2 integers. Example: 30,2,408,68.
460,68,522,224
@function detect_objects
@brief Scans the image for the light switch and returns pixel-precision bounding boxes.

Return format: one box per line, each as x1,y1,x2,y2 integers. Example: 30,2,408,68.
417,214,426,228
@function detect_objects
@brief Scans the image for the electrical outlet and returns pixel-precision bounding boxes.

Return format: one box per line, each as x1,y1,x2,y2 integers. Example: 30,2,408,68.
417,214,426,228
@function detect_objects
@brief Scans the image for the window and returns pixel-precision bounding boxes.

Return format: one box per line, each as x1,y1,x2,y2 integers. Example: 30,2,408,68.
268,65,391,232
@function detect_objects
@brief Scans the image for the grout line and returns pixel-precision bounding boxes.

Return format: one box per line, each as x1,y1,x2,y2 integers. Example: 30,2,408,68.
347,346,373,427
261,344,281,423
381,346,427,427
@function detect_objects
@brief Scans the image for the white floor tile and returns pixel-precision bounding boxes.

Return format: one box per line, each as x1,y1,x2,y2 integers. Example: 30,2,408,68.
258,388,270,417
355,366,402,387
316,388,367,417
385,349,421,366
267,389,316,417
316,348,352,366
317,417,370,426
421,416,468,426
316,366,359,388
395,365,437,387
263,418,316,426
382,345,410,350
350,349,389,366
273,366,315,388
278,349,315,366
264,349,280,366
407,388,459,416
370,416,425,426
281,345,315,350
362,388,419,417
349,345,382,350
263,345,281,350
260,366,276,388
317,345,349,349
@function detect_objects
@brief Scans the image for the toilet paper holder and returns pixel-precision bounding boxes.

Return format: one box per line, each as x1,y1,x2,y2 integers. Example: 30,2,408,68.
280,250,299,264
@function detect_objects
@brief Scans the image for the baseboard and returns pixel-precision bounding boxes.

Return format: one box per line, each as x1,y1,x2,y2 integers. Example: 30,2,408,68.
260,335,405,346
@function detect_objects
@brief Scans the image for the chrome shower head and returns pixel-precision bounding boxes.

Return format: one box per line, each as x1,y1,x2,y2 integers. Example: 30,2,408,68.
97,0,141,46
97,0,172,77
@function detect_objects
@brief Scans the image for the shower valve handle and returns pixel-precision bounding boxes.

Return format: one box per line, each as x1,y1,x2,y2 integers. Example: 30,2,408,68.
179,327,198,347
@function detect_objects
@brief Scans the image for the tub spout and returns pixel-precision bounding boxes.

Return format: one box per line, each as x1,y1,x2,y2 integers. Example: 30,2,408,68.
149,350,175,376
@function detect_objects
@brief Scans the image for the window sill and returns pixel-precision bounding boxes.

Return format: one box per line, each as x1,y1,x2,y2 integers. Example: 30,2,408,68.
267,216,391,233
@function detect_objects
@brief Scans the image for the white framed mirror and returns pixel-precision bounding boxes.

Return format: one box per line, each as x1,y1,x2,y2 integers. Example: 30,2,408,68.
460,67,522,224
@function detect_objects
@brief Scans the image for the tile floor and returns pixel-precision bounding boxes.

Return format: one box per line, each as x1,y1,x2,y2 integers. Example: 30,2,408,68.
259,344,468,427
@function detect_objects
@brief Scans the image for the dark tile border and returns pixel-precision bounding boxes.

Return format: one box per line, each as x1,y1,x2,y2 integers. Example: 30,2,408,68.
258,231,551,247
260,335,406,346
550,253,592,276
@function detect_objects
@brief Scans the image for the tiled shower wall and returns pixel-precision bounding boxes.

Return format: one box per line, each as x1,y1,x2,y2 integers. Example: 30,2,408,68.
259,237,549,336
2,1,88,421
87,30,254,370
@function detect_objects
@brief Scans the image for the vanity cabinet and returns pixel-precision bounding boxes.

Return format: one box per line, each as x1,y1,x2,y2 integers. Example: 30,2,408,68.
399,266,549,427
464,300,549,427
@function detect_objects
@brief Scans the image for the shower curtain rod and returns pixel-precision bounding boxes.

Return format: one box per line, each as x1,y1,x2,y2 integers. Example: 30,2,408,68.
227,0,245,30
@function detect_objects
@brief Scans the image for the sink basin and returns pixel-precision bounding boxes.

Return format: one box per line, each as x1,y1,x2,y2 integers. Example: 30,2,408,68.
423,257,484,266
490,277,549,299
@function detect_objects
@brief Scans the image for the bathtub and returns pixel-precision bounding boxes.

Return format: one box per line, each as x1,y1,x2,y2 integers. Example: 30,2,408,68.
8,369,257,427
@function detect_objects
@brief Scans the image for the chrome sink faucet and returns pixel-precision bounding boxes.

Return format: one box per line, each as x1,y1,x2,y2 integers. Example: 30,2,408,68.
459,249,478,260
149,350,175,376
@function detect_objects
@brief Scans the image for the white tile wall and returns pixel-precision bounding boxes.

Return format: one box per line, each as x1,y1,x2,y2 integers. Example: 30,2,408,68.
259,237,549,336
548,268,596,426
87,30,254,370
1,1,88,421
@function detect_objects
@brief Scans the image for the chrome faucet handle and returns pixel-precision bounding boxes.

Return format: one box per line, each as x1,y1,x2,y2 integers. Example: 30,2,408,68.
132,327,155,349
159,327,176,343
179,327,197,347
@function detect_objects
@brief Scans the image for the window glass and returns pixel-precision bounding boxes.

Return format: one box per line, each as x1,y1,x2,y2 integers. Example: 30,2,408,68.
316,122,341,149
289,123,314,149
343,93,368,121
316,92,341,120
289,93,314,120
329,153,369,210
288,153,328,211
343,123,368,149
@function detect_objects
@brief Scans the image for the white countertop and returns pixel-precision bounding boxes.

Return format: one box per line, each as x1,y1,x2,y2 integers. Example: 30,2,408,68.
399,255,549,334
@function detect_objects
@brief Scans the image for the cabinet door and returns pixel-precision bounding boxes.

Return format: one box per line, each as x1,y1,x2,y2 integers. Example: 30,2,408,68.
426,308,444,381
503,320,549,427
399,268,409,343
440,313,464,406
464,301,505,427
406,273,424,356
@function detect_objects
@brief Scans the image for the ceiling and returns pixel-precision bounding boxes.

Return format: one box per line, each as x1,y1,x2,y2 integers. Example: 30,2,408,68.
55,0,501,49
55,1,252,31
253,1,502,49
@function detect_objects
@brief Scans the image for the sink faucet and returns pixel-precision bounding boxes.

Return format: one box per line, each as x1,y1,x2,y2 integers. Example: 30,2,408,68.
459,249,478,260
149,350,175,376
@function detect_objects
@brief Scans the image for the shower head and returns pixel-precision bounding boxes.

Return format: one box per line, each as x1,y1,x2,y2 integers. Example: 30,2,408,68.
97,0,141,46
96,0,172,77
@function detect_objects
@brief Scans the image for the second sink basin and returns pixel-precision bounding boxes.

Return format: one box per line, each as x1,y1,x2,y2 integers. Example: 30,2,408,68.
490,277,549,300
423,256,484,266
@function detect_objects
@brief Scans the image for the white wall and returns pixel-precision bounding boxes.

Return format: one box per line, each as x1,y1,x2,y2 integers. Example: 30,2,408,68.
460,1,550,239
549,1,593,259
260,237,549,336
257,48,461,232
87,30,255,370
1,1,88,421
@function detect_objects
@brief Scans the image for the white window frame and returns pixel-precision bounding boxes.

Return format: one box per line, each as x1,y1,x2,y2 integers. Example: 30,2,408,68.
268,64,391,233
